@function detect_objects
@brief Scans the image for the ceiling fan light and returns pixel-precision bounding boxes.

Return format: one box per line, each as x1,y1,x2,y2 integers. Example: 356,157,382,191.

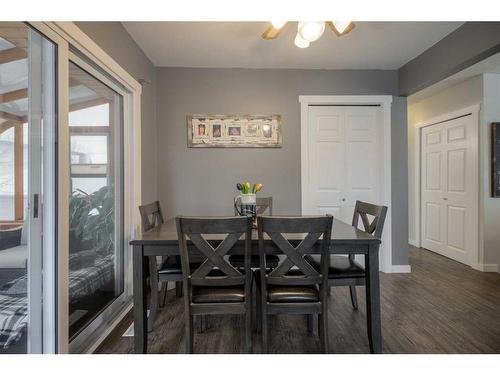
271,20,287,30
298,21,325,42
294,33,310,48
332,21,353,34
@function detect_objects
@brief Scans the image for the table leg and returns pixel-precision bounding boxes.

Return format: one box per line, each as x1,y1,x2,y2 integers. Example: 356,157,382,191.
365,243,382,353
133,245,148,353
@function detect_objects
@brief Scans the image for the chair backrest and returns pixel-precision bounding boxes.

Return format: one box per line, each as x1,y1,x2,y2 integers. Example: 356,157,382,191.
257,215,332,287
139,201,164,232
176,216,253,289
352,201,388,239
233,196,273,215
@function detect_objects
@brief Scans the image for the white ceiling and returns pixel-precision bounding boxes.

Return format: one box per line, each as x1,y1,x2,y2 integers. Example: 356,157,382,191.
122,22,463,70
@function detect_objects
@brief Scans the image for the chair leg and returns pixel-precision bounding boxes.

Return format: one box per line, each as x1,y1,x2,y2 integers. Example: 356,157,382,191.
159,282,168,307
319,312,329,353
349,286,359,310
186,315,194,354
245,296,253,353
255,286,262,332
307,314,314,334
147,256,159,333
196,316,204,333
262,313,268,354
320,287,329,353
176,281,183,297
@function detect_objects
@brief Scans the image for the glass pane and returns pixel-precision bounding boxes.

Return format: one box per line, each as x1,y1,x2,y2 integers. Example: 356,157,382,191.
0,23,55,354
68,61,123,340
0,23,29,353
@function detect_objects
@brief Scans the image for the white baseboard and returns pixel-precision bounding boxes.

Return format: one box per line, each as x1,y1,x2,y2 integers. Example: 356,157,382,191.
391,265,412,273
408,238,418,247
473,263,499,273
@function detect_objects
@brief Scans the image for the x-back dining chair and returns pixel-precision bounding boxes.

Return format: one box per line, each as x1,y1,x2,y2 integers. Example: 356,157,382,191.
256,215,333,353
307,200,387,309
230,196,279,269
139,201,183,332
176,215,253,353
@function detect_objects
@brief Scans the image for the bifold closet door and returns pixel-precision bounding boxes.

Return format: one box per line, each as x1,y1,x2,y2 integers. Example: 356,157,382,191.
421,115,478,265
306,105,381,223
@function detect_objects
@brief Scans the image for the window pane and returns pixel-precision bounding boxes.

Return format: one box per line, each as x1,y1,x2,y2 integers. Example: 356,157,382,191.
68,61,123,340
69,103,110,127
71,136,108,164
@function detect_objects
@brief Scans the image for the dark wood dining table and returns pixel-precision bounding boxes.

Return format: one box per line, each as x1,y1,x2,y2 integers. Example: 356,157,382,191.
130,217,382,354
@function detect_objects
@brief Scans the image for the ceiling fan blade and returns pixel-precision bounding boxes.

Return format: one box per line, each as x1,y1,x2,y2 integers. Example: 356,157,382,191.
327,21,356,37
261,24,286,40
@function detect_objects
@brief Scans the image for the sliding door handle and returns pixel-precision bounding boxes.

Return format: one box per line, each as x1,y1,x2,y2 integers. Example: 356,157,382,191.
33,194,39,218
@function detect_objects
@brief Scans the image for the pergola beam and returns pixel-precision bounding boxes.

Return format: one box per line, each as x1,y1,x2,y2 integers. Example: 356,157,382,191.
0,47,26,64
0,88,27,104
0,110,23,123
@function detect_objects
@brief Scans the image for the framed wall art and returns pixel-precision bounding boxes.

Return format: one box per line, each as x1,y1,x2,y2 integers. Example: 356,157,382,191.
187,114,282,148
492,122,500,197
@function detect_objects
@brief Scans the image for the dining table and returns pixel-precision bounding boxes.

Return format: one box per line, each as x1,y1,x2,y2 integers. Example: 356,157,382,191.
130,216,382,354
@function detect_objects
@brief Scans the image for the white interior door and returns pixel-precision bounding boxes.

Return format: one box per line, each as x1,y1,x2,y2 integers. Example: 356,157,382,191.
306,105,381,223
420,115,478,265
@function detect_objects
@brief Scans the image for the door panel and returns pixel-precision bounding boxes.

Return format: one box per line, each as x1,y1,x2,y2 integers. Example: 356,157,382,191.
307,106,381,224
307,107,345,219
421,115,477,265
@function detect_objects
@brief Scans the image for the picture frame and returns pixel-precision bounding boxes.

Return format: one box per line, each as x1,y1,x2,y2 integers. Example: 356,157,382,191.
491,123,500,197
187,114,282,148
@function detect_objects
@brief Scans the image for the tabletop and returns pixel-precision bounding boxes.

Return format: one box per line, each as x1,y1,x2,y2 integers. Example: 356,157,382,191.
130,216,381,246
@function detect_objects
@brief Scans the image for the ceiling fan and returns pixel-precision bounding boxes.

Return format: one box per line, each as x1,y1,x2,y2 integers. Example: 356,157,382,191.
262,21,355,48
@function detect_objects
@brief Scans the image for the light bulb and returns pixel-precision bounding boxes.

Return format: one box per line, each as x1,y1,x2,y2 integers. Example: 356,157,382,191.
271,21,287,30
332,21,353,34
298,21,325,42
294,33,310,48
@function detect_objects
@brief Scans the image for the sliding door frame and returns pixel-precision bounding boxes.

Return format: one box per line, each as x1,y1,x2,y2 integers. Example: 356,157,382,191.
28,21,142,353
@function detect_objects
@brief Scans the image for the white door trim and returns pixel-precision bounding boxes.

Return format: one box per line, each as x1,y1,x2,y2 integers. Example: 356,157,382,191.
299,95,393,273
413,104,481,269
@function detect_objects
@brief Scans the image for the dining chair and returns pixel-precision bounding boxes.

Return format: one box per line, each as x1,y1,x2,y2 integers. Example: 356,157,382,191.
139,201,183,332
256,215,332,353
176,215,253,353
307,201,387,309
230,196,279,269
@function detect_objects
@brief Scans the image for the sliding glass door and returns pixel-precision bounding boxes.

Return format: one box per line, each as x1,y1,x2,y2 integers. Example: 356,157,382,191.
0,23,57,354
2,21,140,353
67,54,127,349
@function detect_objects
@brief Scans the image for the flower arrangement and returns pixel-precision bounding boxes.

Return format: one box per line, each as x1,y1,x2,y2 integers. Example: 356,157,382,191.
236,181,263,194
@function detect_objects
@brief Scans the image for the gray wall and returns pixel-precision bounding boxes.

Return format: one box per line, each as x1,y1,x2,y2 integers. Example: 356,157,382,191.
75,22,158,204
391,97,409,265
399,22,500,96
157,67,409,265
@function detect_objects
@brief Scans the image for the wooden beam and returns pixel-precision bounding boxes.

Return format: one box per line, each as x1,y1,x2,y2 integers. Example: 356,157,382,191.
0,47,26,64
0,110,24,123
14,123,24,221
0,120,18,134
0,88,27,104
70,97,110,112
0,22,28,50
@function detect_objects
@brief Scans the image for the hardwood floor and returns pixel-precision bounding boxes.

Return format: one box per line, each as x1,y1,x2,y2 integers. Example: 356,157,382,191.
96,247,500,354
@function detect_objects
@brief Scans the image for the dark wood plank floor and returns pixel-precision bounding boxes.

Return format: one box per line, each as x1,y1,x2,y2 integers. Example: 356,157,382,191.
96,247,500,354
